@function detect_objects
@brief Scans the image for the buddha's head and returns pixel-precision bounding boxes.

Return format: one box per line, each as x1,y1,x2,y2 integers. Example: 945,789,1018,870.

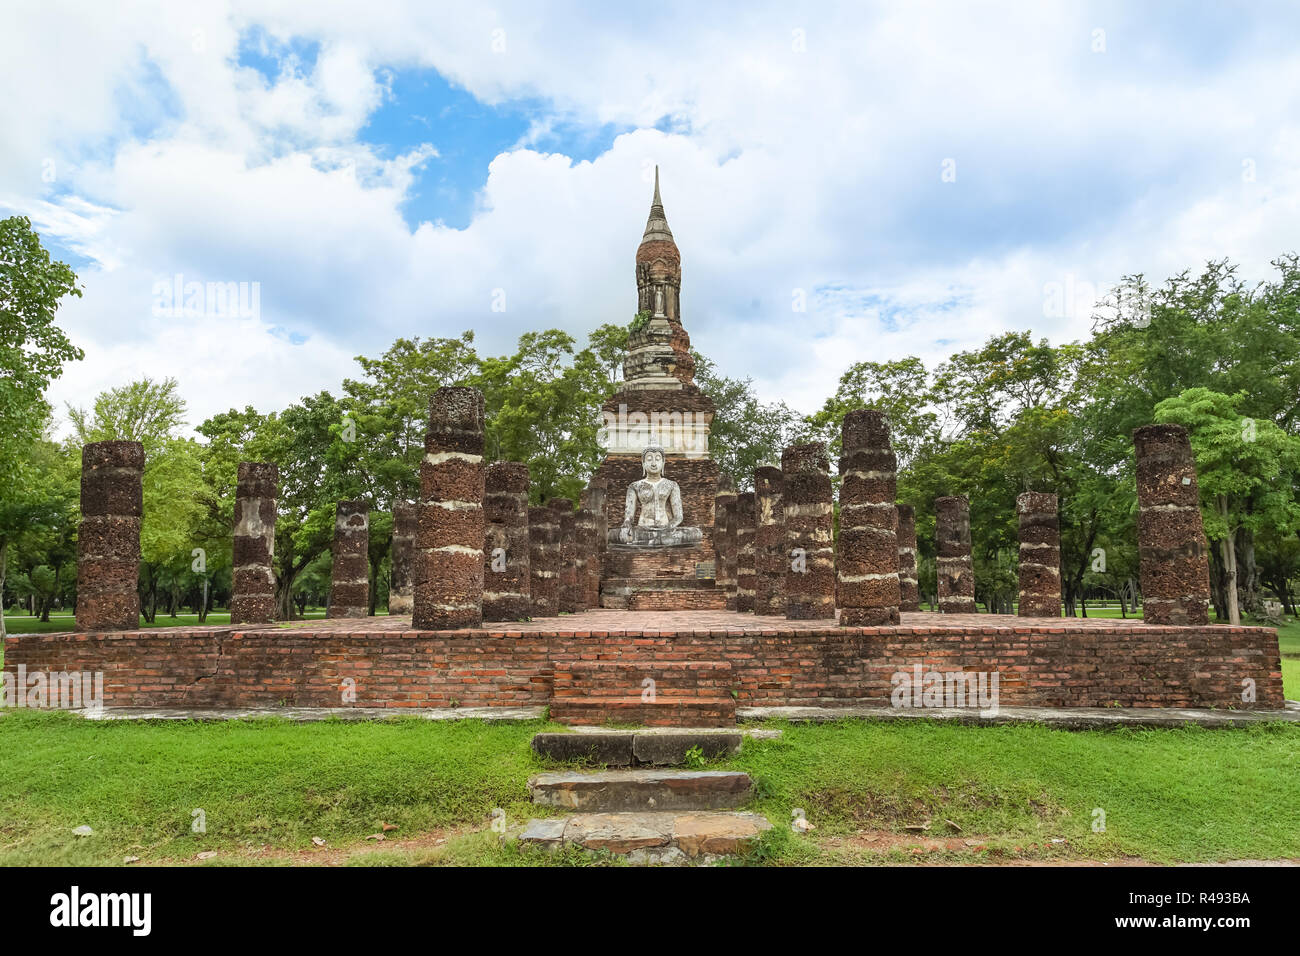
641,444,666,479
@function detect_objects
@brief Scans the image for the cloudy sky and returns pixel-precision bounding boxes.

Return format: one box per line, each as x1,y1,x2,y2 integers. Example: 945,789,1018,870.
4,1,1298,434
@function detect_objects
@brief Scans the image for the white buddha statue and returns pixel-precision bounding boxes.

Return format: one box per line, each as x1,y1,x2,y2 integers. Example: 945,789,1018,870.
609,444,703,547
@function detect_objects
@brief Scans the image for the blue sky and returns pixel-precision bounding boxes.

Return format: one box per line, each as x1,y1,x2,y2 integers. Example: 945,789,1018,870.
2,0,1298,428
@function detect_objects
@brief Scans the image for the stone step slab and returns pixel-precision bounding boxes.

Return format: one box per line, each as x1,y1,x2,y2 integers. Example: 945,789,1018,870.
518,810,772,862
528,769,753,811
531,730,744,766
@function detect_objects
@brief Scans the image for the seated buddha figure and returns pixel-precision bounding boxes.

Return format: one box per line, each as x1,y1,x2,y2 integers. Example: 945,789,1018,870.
608,444,704,548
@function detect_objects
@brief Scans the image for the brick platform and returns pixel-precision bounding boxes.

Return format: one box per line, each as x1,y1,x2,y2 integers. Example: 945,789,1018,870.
3,611,1283,721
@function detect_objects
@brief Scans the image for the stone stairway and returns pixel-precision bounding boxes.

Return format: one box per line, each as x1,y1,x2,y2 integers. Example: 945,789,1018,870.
519,729,773,864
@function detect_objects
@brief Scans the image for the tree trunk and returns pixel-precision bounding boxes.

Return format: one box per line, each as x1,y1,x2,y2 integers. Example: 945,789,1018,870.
1207,547,1228,621
0,537,8,640
1237,529,1259,616
1219,497,1240,626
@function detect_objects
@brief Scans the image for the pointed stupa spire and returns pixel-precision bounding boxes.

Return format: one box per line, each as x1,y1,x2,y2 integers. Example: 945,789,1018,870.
641,165,675,245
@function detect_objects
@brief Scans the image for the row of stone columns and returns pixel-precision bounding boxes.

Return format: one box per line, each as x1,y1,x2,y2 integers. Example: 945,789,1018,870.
715,417,1212,625
67,397,1211,632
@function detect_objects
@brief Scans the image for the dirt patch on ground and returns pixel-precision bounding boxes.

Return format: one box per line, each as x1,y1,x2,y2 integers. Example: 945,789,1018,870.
134,827,473,866
822,829,1145,865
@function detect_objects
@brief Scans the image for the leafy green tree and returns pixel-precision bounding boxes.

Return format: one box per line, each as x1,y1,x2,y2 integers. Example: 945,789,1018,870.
1155,388,1300,624
70,377,206,622
805,356,937,469
0,217,82,628
588,323,629,384
0,419,78,633
692,352,803,489
68,377,187,454
475,329,610,503
262,393,350,619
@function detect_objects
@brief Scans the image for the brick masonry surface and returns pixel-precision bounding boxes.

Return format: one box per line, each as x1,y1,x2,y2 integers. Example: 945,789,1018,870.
5,609,1283,712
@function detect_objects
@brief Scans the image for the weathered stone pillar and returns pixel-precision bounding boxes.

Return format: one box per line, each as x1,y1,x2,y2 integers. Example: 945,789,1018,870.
722,499,739,609
388,501,416,614
735,492,757,612
483,462,531,622
1017,491,1061,618
550,499,581,613
414,387,485,630
837,410,900,626
935,495,976,614
1133,424,1211,625
581,479,607,609
713,477,737,603
783,442,835,620
895,503,920,612
327,500,370,619
528,505,560,618
230,461,278,625
753,466,786,616
76,440,144,632
575,508,600,610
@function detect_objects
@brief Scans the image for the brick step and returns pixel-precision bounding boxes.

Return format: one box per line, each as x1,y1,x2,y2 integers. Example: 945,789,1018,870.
528,769,753,811
553,660,732,689
549,696,736,727
531,729,743,766
518,810,772,863
551,660,735,725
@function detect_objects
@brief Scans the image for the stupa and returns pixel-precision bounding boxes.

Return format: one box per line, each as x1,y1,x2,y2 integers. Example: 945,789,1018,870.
594,169,726,609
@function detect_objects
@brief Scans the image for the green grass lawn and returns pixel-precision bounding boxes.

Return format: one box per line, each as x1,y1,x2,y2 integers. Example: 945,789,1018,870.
0,711,1296,866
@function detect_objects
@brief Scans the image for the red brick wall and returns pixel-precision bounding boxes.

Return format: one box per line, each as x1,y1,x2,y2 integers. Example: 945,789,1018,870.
3,630,551,709
3,621,1284,711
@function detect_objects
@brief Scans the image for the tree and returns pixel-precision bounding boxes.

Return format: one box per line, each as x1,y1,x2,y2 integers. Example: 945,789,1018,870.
805,356,937,468
70,377,206,622
68,377,187,454
0,216,83,466
588,323,629,385
1155,388,1300,624
693,352,803,489
475,329,611,503
0,217,82,630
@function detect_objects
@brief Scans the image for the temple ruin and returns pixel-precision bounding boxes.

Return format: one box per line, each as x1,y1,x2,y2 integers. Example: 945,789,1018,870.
4,172,1286,726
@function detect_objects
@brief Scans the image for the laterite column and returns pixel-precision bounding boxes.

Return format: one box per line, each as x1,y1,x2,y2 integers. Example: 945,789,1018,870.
1016,491,1061,618
1133,424,1211,625
575,508,600,609
895,503,920,612
528,506,560,618
550,499,581,613
483,461,531,622
935,495,975,613
388,501,416,614
327,500,370,618
783,442,835,620
735,492,757,612
414,387,485,630
753,466,785,616
836,409,900,626
581,479,607,608
713,477,737,603
76,440,144,631
230,461,278,625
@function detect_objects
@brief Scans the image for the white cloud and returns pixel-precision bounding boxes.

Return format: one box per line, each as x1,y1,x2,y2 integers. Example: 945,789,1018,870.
2,0,1299,441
